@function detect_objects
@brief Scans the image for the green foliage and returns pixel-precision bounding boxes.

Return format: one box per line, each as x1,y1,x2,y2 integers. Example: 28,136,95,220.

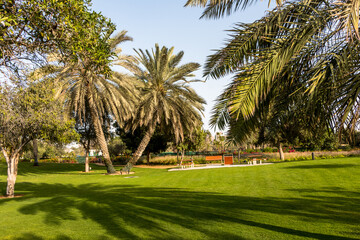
262,147,276,153
177,127,207,152
0,0,115,76
108,137,127,158
112,155,131,165
125,44,206,142
195,0,360,150
0,78,77,158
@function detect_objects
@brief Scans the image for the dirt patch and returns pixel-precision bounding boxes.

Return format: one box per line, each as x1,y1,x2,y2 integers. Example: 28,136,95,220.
0,194,24,199
94,163,125,167
135,165,177,169
104,171,135,175
94,163,177,169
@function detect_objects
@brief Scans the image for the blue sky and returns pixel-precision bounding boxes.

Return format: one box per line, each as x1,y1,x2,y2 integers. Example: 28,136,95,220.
91,0,274,133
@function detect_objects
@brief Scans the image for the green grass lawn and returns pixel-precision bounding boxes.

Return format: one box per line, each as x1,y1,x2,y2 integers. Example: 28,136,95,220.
0,158,359,240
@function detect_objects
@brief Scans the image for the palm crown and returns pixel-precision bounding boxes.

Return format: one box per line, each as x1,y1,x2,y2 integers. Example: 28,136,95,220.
52,31,138,173
128,44,206,141
122,44,206,172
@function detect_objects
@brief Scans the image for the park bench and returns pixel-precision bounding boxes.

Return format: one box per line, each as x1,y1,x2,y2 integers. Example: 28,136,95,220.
180,159,194,169
246,154,266,165
205,155,223,165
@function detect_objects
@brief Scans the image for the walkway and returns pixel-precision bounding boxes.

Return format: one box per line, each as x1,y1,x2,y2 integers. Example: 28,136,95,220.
168,163,273,171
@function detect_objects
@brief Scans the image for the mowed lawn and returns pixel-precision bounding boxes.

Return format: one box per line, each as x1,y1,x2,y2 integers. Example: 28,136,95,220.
0,158,359,240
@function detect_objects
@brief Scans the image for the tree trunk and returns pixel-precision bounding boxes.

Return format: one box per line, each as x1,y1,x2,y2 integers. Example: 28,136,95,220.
122,122,156,172
2,149,19,198
84,137,91,173
278,142,285,161
87,92,116,174
176,149,179,164
85,148,90,173
33,139,39,166
146,150,151,165
180,149,185,166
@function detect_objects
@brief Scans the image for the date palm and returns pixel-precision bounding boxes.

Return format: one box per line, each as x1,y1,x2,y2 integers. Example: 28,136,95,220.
122,44,206,172
185,0,360,39
190,0,360,143
53,31,138,174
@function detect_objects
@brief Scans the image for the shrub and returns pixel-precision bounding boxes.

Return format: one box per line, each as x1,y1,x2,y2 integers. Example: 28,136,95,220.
112,155,131,165
263,147,276,153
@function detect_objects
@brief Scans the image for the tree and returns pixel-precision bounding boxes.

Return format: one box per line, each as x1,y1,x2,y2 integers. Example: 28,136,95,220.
1,0,131,174
0,0,110,77
75,106,96,173
44,31,138,174
108,137,127,158
190,0,360,148
117,125,173,165
185,0,360,40
0,79,76,197
176,127,207,163
115,124,174,165
121,44,206,172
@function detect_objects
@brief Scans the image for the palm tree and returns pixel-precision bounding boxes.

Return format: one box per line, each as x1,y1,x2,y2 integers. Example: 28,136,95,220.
189,0,360,145
122,44,206,172
53,31,138,174
185,0,360,39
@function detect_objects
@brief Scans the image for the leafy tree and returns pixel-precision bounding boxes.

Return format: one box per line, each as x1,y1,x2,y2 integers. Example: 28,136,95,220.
108,137,127,158
176,127,207,163
0,79,77,197
117,126,172,165
0,0,111,77
122,44,206,172
1,0,130,174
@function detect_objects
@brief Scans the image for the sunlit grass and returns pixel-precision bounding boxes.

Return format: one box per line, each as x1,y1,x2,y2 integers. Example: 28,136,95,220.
0,158,359,239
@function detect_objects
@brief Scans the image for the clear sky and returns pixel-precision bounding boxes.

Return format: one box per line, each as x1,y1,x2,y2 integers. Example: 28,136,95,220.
90,0,274,133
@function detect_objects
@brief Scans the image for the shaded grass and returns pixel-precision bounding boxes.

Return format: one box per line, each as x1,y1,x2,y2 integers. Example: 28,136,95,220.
0,158,359,239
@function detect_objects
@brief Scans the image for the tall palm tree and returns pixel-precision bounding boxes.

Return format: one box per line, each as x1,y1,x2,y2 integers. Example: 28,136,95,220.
52,31,138,174
122,44,206,172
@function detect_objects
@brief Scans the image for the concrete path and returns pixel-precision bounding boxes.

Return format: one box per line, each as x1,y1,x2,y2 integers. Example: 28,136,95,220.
168,163,273,171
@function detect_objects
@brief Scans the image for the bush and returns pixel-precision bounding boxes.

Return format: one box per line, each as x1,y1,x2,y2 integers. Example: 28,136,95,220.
244,148,255,153
148,158,178,165
263,147,276,153
37,157,77,163
112,155,131,165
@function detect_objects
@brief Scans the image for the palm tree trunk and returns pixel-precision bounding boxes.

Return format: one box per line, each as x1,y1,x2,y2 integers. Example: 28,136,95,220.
87,93,116,174
122,122,156,172
278,142,285,161
33,139,39,166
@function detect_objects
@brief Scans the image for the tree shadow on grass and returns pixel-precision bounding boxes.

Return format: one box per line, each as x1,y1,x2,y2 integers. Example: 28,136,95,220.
12,233,72,240
0,162,109,176
283,163,358,169
1,183,359,239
